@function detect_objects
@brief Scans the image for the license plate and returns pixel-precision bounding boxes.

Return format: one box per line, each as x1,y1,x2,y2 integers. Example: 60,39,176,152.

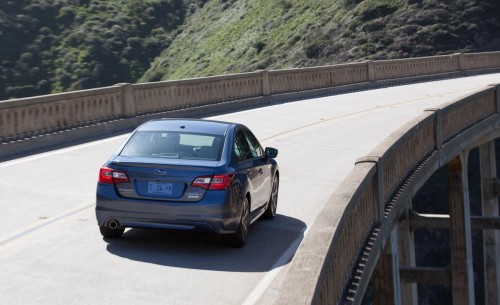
147,182,173,195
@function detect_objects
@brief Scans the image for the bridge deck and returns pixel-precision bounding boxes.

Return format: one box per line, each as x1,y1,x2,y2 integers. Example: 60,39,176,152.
1,74,499,305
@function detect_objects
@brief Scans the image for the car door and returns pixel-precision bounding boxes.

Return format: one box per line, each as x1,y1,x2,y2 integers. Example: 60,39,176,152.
242,129,272,208
233,129,263,213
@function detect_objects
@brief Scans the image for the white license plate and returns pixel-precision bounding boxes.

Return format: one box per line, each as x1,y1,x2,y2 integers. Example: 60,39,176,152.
147,182,173,195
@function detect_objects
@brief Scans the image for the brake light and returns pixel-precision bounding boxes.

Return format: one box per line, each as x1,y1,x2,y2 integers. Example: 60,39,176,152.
209,174,233,190
192,174,233,190
192,177,211,189
99,167,130,184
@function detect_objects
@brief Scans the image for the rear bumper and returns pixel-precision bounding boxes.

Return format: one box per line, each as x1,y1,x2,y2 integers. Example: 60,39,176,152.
95,184,241,234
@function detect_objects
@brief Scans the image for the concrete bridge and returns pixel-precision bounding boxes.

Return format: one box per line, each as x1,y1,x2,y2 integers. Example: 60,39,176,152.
1,52,500,305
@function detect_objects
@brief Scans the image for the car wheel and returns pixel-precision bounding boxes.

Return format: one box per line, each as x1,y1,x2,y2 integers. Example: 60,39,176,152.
262,175,279,220
224,196,250,248
99,226,125,238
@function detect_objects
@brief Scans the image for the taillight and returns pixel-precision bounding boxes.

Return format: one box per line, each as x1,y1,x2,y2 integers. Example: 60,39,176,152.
192,177,211,189
99,167,130,184
192,174,233,190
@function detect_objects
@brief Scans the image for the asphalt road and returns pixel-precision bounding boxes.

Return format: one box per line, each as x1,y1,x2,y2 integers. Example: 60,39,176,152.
1,74,499,305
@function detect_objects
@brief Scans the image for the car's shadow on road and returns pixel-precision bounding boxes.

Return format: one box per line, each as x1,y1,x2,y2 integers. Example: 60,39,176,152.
104,214,306,273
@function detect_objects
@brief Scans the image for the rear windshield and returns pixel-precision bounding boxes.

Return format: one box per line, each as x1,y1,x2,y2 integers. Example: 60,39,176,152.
120,131,224,161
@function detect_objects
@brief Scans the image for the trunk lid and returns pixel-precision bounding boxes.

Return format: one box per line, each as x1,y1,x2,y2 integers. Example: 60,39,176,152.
110,156,219,202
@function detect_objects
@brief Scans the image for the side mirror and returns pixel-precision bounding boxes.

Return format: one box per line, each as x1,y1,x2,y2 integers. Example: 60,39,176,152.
265,147,278,159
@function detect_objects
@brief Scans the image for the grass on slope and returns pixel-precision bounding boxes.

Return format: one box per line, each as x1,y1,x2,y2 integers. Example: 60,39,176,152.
142,0,500,82
141,0,402,81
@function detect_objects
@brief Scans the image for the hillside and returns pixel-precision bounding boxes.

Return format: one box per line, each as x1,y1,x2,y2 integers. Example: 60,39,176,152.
142,0,500,81
0,0,196,100
1,0,499,100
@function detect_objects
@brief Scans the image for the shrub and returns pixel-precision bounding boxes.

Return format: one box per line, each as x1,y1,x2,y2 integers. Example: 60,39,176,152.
253,41,266,54
358,3,398,21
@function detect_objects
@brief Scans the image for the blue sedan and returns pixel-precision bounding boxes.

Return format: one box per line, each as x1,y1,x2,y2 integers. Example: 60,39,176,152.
95,119,279,247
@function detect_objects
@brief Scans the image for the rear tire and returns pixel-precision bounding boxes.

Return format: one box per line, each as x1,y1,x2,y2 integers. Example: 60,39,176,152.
224,197,250,248
99,226,124,238
262,175,279,220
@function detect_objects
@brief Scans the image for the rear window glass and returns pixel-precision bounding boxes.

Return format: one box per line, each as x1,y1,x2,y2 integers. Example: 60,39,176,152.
120,131,223,161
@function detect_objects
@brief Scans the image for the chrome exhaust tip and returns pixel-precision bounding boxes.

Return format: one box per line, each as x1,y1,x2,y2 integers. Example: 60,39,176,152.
108,219,120,230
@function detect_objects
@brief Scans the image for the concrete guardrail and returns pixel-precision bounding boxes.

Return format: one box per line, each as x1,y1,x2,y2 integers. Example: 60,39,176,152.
272,83,500,304
1,51,500,158
1,49,500,304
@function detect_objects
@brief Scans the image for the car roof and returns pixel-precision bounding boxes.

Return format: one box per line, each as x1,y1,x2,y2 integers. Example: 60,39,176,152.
137,119,234,135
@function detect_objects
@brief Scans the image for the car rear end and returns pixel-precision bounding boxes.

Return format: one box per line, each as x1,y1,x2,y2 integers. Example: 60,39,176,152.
95,119,242,235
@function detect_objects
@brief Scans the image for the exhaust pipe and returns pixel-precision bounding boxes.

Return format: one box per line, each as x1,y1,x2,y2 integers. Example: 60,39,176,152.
108,219,120,230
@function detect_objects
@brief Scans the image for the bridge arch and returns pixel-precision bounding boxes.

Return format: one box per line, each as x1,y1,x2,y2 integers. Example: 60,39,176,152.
273,84,500,304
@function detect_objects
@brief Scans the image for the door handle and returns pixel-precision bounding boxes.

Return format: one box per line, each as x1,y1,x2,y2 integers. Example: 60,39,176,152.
258,168,263,174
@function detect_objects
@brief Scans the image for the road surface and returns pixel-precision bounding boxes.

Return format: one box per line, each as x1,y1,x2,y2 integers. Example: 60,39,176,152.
1,74,499,305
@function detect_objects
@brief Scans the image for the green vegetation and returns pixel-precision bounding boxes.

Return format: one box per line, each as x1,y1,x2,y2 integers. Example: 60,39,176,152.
0,0,195,99
1,0,499,99
143,0,500,81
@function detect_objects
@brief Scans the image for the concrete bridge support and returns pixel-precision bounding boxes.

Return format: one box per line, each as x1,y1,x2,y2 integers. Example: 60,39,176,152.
480,142,500,305
371,140,500,305
398,205,418,305
448,153,475,305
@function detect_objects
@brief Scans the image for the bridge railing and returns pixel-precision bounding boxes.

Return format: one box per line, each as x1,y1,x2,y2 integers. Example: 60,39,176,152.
440,86,498,144
462,51,500,70
370,55,459,80
131,71,264,115
267,62,368,94
1,49,500,302
0,87,123,143
1,52,500,151
273,83,499,304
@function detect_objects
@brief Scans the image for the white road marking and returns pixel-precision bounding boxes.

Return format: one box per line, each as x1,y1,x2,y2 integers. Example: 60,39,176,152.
241,226,308,305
